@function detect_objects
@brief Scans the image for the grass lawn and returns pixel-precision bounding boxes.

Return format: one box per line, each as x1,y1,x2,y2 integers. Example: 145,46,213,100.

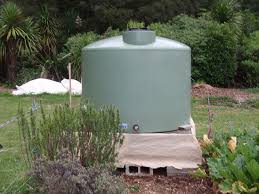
192,97,259,137
0,93,258,192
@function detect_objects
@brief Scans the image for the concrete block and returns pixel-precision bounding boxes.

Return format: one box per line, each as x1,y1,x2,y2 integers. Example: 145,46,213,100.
125,165,153,176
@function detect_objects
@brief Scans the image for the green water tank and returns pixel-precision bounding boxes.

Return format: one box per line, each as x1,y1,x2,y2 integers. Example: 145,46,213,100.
82,29,191,133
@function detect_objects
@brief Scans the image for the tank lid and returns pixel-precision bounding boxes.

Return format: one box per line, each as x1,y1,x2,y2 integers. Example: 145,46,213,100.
123,29,156,45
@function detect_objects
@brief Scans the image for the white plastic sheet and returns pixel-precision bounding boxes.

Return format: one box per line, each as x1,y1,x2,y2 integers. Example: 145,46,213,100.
12,78,82,95
61,79,82,95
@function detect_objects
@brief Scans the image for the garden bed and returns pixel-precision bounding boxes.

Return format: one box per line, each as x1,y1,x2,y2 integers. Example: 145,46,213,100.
124,174,213,194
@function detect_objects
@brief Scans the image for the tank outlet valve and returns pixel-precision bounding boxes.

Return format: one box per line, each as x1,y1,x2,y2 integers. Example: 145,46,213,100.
133,124,140,133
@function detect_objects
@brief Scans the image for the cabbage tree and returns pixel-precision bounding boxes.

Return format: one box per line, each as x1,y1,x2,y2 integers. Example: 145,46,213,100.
210,0,240,23
0,2,39,81
210,0,243,41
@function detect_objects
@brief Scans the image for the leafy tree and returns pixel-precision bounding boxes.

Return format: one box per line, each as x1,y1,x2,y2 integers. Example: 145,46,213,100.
0,2,38,81
14,0,211,33
241,0,259,17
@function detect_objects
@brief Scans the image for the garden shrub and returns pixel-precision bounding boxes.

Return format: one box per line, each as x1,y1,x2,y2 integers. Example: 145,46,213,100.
31,159,124,194
127,20,145,29
149,15,208,82
59,29,122,80
236,31,259,87
16,67,41,85
101,27,122,38
201,129,259,193
241,10,258,36
59,32,100,80
201,22,238,86
150,15,238,86
236,60,259,87
18,101,123,167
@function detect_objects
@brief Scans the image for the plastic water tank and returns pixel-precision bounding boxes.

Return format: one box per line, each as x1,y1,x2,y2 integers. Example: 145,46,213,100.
82,29,191,133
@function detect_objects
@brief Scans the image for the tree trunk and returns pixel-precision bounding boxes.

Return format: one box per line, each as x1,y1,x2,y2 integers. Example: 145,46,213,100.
7,41,17,82
0,55,7,80
0,61,5,79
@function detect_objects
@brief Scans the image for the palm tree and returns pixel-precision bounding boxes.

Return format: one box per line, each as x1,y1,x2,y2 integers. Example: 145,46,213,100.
38,5,58,58
210,0,240,23
210,0,243,40
36,5,60,80
0,2,39,81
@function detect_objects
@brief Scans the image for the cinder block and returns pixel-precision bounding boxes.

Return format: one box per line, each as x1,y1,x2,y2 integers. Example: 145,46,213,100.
125,165,153,176
167,166,196,176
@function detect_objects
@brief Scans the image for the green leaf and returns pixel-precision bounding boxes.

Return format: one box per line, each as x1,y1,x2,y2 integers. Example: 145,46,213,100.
246,159,259,182
232,181,257,194
219,180,232,193
0,2,39,60
6,30,12,40
229,163,250,185
191,167,208,178
11,27,16,39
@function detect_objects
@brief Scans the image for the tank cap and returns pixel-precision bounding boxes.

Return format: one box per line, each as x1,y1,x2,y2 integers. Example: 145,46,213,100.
123,29,156,45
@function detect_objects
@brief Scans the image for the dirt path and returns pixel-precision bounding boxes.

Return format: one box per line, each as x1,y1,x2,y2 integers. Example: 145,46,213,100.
124,175,213,194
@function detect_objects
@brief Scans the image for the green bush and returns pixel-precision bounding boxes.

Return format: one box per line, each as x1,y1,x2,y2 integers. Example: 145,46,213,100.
30,159,125,194
202,129,259,193
241,10,258,36
18,101,123,167
16,67,41,85
59,29,121,80
127,20,145,29
59,32,100,80
150,15,238,86
236,60,259,87
101,27,121,38
149,15,208,82
236,31,259,87
16,50,42,85
201,22,237,86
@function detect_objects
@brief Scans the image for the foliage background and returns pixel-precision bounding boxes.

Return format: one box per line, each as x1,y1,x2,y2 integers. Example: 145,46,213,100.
0,0,258,86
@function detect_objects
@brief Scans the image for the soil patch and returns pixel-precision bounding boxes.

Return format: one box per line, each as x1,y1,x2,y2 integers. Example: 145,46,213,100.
0,85,12,93
192,84,259,102
124,174,213,194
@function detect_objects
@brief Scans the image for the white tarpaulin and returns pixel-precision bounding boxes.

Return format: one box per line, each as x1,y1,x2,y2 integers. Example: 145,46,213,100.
117,133,202,169
12,78,82,95
61,79,82,95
